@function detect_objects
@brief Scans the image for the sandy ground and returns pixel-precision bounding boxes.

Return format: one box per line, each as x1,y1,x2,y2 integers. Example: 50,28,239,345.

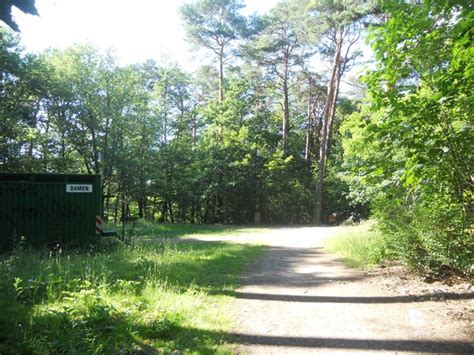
183,226,473,354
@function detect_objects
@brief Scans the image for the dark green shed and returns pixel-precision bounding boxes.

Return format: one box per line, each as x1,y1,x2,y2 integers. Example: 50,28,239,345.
0,173,102,250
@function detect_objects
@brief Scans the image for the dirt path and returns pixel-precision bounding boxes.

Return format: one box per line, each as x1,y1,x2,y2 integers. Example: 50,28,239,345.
185,226,473,354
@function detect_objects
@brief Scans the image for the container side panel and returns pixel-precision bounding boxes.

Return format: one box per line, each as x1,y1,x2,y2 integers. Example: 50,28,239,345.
0,174,101,250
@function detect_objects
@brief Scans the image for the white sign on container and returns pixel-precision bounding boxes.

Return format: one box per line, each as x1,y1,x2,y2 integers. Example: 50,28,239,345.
66,184,93,193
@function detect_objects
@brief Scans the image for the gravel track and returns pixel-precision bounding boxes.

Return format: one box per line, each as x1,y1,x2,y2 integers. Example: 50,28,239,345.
183,226,473,354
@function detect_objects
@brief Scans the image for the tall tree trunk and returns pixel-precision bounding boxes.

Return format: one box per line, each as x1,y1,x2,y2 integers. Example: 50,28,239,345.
103,90,111,189
168,201,175,223
305,129,311,161
325,69,342,154
315,29,344,224
42,116,50,170
152,197,158,222
305,78,313,161
28,115,37,159
161,202,168,222
90,127,100,175
313,103,324,161
105,185,111,221
191,201,196,223
163,113,168,143
219,45,225,102
138,199,144,219
191,112,197,146
113,197,118,224
282,77,290,152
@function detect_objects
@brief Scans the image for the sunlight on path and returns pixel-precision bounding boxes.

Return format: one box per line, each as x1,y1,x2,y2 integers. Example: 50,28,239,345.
181,226,347,248
186,226,473,354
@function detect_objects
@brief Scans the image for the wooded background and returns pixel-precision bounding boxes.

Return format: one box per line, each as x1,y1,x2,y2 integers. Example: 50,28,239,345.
1,0,472,271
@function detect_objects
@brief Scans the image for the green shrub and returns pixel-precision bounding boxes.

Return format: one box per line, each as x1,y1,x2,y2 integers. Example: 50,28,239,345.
374,193,473,275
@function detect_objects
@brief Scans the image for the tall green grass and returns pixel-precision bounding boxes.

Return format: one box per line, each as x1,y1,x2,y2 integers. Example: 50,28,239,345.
0,237,264,353
325,221,395,269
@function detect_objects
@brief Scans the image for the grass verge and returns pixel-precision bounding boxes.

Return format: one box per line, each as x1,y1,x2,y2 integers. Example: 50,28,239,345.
109,219,269,241
325,221,395,270
0,234,264,353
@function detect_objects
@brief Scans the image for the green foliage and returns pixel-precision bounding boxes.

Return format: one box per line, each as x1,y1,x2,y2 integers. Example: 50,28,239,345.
325,100,371,220
180,0,248,102
341,1,473,275
0,30,51,172
243,1,302,79
1,2,376,227
0,231,264,353
373,192,473,274
179,0,247,52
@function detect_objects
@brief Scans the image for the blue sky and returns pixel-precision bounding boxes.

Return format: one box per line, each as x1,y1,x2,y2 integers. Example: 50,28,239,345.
12,0,372,96
13,0,277,68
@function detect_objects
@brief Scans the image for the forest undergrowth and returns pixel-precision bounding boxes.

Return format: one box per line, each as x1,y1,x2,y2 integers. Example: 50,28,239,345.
0,227,264,354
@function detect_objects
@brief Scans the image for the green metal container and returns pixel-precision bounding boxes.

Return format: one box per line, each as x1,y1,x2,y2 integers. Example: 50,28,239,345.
0,173,101,250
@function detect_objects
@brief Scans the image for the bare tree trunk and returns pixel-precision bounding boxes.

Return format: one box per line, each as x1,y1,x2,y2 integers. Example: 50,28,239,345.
313,104,323,161
315,29,344,224
152,197,158,222
42,115,50,170
113,197,118,224
168,201,175,223
28,115,37,159
105,186,111,221
305,130,311,161
325,70,342,153
90,127,100,175
305,78,313,161
163,113,168,143
103,90,111,188
219,46,225,102
138,199,144,219
191,201,196,224
161,202,168,222
191,112,197,146
282,77,290,152
315,118,329,224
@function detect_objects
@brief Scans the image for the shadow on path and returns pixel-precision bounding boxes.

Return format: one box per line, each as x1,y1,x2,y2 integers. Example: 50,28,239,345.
231,333,474,353
229,241,473,353
166,326,474,353
237,246,365,288
231,291,474,303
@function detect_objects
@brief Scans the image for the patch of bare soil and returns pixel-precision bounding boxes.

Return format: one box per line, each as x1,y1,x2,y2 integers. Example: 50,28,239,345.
367,265,473,329
187,227,473,354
